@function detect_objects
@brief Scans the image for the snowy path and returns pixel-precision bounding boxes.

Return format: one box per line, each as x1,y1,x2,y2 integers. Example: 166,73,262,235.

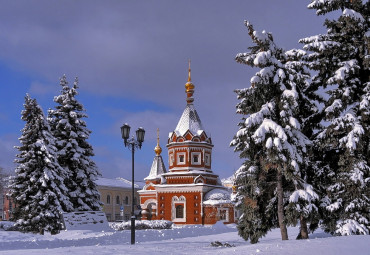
0,224,368,254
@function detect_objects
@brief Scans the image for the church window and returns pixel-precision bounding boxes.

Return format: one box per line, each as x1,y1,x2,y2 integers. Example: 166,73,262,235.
191,152,201,165
106,195,111,204
172,196,186,222
177,152,186,165
116,196,120,205
125,196,129,205
176,205,184,218
193,155,198,163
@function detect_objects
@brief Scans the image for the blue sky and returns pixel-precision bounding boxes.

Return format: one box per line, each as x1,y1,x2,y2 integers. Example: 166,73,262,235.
0,0,328,181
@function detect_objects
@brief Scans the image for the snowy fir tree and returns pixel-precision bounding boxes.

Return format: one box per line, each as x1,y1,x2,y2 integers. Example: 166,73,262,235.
9,94,73,233
231,21,318,243
48,75,101,211
0,167,7,201
300,0,369,235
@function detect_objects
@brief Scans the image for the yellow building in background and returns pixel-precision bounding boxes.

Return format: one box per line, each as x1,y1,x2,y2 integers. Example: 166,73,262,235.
95,177,143,222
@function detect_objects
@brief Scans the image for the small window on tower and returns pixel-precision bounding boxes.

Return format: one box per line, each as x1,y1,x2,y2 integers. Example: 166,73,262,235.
177,152,186,165
193,155,198,163
191,152,201,165
179,155,184,163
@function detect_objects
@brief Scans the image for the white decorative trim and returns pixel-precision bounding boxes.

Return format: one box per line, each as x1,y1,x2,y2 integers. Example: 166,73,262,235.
200,191,203,217
156,191,158,216
142,198,157,210
205,153,211,166
169,153,174,166
194,175,205,184
143,182,156,190
166,167,212,172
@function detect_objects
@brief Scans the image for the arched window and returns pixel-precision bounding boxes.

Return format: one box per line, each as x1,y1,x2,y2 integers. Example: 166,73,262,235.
125,196,129,205
116,196,120,205
106,195,111,204
172,196,186,221
176,205,184,218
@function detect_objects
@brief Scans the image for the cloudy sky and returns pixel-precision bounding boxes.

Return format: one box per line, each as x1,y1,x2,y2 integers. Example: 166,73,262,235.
0,0,328,181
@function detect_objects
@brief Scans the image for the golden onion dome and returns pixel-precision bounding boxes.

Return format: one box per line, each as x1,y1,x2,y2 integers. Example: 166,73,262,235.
154,144,162,155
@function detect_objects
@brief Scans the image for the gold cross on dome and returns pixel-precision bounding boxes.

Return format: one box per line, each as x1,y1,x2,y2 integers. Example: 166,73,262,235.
188,59,191,82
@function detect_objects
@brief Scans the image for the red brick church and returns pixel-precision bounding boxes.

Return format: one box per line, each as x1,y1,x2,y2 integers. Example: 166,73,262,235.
139,64,234,225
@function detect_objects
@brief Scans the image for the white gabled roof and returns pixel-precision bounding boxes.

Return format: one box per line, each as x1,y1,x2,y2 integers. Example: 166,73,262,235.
95,177,143,189
203,188,232,205
144,155,167,180
172,103,205,137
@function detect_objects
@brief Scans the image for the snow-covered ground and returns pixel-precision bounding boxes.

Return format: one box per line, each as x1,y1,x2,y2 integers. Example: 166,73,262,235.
0,222,368,255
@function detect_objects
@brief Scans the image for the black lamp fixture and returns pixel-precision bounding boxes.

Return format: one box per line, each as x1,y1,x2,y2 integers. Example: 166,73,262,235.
120,123,145,245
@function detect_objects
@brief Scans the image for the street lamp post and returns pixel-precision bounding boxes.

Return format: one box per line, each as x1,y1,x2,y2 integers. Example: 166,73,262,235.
120,123,145,245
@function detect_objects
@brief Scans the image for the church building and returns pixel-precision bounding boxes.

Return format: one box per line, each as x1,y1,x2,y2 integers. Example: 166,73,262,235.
138,64,234,225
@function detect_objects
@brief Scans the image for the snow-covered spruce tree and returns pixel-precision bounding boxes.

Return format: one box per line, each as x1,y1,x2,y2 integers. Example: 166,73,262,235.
231,21,317,242
0,167,8,203
300,0,370,235
48,76,101,211
9,94,73,233
282,49,322,239
232,161,279,244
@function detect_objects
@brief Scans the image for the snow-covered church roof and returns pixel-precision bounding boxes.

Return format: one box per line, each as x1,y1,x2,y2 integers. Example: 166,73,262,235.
145,155,167,180
169,62,207,138
173,103,205,137
145,128,167,180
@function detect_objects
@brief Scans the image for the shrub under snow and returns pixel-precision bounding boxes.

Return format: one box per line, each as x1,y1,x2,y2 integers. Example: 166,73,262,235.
110,220,173,231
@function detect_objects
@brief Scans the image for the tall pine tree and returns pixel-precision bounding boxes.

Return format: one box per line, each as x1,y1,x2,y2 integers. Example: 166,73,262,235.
9,94,73,232
231,21,316,243
48,76,101,211
300,0,370,235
